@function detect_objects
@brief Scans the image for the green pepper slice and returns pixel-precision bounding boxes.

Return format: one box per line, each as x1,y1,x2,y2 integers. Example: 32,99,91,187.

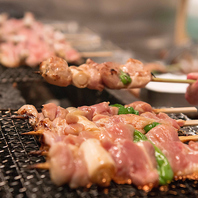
144,122,160,133
134,130,173,185
119,70,132,85
110,104,139,115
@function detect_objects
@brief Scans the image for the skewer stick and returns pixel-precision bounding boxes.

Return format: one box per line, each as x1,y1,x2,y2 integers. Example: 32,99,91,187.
34,71,41,74
153,107,198,114
174,0,189,45
11,115,29,119
183,120,198,126
29,162,49,170
29,150,48,156
151,77,196,84
79,51,113,57
179,135,198,142
21,130,44,136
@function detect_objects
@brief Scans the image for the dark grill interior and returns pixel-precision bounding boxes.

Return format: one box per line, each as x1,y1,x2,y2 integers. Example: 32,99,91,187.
0,66,43,84
0,109,198,198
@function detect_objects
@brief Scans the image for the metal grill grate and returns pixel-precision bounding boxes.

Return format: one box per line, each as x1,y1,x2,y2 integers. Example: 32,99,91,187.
0,65,43,84
0,110,198,198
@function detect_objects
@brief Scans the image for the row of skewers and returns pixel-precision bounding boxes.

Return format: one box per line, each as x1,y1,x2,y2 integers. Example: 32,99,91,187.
38,56,196,95
1,9,198,195
0,12,113,68
13,100,198,191
0,11,195,93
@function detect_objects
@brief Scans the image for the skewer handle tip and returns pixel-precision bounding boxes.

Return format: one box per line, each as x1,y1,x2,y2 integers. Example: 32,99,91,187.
153,107,198,114
151,77,196,84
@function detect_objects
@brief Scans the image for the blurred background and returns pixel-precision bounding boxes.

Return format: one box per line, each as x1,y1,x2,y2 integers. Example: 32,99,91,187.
0,0,177,61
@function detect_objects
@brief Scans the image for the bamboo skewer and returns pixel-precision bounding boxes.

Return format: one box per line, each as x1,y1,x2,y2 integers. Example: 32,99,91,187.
179,135,198,142
21,130,44,136
151,77,196,84
79,51,113,57
29,150,48,156
29,162,50,170
11,115,29,119
153,107,198,114
183,120,198,126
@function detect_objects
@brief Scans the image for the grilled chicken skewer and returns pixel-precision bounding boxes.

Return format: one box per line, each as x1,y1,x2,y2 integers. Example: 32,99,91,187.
16,101,198,190
39,56,152,91
28,133,198,157
39,56,195,92
0,13,82,67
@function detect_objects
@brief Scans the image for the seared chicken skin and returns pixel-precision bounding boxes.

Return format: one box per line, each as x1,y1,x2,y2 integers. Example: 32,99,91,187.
40,56,152,91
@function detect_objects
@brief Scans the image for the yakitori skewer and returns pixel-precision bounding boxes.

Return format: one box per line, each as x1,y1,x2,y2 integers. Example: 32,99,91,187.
153,107,198,114
27,134,198,164
12,107,198,120
38,56,197,93
20,117,198,137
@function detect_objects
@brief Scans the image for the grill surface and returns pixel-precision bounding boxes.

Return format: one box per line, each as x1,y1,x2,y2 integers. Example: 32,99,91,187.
0,110,198,198
0,65,43,84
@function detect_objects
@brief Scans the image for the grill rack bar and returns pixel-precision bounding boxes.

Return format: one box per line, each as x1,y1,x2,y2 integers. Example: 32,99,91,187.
0,110,198,198
0,65,43,84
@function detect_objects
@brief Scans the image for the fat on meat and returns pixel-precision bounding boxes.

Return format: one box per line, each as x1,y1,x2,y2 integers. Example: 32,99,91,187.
140,112,184,130
78,101,118,121
120,58,152,88
48,142,75,186
125,101,153,114
95,114,156,134
108,140,159,187
40,56,72,87
17,104,38,126
0,13,82,67
78,59,104,91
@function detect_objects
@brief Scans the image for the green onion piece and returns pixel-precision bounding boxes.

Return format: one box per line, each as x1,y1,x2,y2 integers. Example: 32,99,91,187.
119,70,132,85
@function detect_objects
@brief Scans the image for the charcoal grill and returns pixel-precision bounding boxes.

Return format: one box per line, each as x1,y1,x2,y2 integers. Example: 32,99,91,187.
0,19,198,197
0,110,198,198
1,58,198,198
0,65,43,84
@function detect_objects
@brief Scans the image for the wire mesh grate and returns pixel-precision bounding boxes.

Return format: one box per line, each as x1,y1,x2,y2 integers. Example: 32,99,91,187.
0,65,43,84
0,110,198,198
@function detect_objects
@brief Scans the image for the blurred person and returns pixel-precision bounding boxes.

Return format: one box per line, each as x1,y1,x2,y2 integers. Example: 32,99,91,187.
185,72,198,105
